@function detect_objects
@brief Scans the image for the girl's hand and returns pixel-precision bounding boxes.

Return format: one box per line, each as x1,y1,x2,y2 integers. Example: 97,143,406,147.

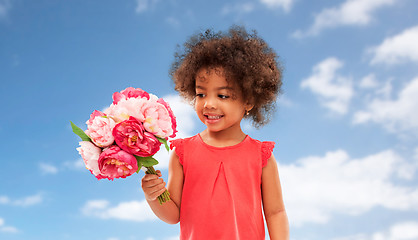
141,170,167,202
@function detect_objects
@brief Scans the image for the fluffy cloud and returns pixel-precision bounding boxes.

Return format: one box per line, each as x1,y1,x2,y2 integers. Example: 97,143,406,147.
353,77,418,135
39,162,59,175
280,149,418,226
301,57,353,114
63,158,85,170
369,25,418,65
165,17,180,27
152,145,170,169
0,196,8,204
0,193,43,207
135,0,159,14
292,0,396,38
0,217,18,233
221,2,255,15
359,74,379,89
259,0,294,12
142,237,179,240
81,199,157,222
0,0,12,19
333,221,418,240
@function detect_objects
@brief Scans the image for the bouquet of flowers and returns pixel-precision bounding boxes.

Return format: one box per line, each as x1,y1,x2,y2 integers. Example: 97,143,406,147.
71,87,177,204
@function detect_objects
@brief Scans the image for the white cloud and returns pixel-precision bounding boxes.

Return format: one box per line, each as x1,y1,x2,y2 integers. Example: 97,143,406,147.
301,57,353,114
165,236,180,240
63,158,86,171
333,221,418,240
278,94,294,108
389,222,418,240
359,74,379,89
280,149,418,226
353,77,418,135
373,78,393,99
259,0,294,12
242,121,255,132
0,225,18,233
0,0,12,19
142,236,179,240
165,17,180,27
292,0,396,38
0,193,43,207
39,162,59,175
369,25,418,65
0,196,9,204
152,145,170,169
81,199,157,222
135,0,159,14
0,217,18,233
13,193,43,207
415,147,418,161
221,2,255,15
135,0,148,13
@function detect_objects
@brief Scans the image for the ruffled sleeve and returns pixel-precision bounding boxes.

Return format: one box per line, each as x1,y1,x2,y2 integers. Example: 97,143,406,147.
261,141,275,167
169,138,184,165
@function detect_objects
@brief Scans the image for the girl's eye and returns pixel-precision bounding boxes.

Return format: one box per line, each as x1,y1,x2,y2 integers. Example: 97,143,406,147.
218,95,229,99
196,93,205,98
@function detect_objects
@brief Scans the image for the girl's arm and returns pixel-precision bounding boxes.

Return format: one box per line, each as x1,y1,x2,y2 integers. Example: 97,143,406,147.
262,154,289,240
141,150,184,224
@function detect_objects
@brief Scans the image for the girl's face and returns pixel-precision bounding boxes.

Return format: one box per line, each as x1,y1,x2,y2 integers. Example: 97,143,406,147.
194,67,251,134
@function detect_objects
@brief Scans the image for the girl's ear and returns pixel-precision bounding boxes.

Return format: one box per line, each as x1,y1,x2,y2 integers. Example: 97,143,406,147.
245,103,254,114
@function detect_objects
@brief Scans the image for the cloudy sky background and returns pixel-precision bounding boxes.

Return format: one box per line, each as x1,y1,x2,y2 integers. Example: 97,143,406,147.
1,0,418,239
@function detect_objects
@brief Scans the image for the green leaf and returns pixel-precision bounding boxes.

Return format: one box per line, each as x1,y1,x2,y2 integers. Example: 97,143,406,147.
70,121,91,142
156,137,169,152
135,155,159,168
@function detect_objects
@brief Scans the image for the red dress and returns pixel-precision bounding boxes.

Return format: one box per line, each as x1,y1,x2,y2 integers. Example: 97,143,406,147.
170,134,275,240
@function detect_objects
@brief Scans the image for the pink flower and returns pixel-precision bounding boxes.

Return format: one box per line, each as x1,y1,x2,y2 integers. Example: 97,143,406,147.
157,98,177,138
112,117,161,157
137,100,176,139
104,97,148,123
112,87,150,104
77,141,106,180
98,145,138,180
86,110,105,125
85,110,116,147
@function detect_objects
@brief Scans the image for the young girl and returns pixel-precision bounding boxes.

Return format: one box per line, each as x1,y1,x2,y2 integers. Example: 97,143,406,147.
141,26,289,240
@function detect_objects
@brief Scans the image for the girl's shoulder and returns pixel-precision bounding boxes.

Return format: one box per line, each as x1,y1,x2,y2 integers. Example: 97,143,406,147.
246,135,275,148
169,135,199,163
246,136,276,167
169,135,198,148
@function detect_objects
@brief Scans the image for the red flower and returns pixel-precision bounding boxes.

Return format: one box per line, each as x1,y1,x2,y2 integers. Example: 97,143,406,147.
98,145,138,180
112,117,161,157
112,87,150,104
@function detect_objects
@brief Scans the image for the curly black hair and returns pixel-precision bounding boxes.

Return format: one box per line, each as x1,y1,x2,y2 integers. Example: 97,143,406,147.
169,25,282,127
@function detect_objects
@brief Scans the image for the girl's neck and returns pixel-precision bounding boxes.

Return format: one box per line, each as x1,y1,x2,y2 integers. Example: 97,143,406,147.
199,127,247,148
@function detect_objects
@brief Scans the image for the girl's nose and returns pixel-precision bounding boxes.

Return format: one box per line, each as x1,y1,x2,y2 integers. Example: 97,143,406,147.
204,97,216,109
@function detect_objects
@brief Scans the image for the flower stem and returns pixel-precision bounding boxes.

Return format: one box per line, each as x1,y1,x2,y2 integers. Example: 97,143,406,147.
146,166,171,205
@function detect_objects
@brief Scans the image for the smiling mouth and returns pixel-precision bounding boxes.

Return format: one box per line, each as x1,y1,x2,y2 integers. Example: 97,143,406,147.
204,114,223,120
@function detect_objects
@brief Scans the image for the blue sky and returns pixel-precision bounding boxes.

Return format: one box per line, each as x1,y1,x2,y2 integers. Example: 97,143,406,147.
1,0,418,239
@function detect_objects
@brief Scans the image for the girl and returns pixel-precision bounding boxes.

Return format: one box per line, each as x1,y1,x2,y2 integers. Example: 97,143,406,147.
141,26,289,240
